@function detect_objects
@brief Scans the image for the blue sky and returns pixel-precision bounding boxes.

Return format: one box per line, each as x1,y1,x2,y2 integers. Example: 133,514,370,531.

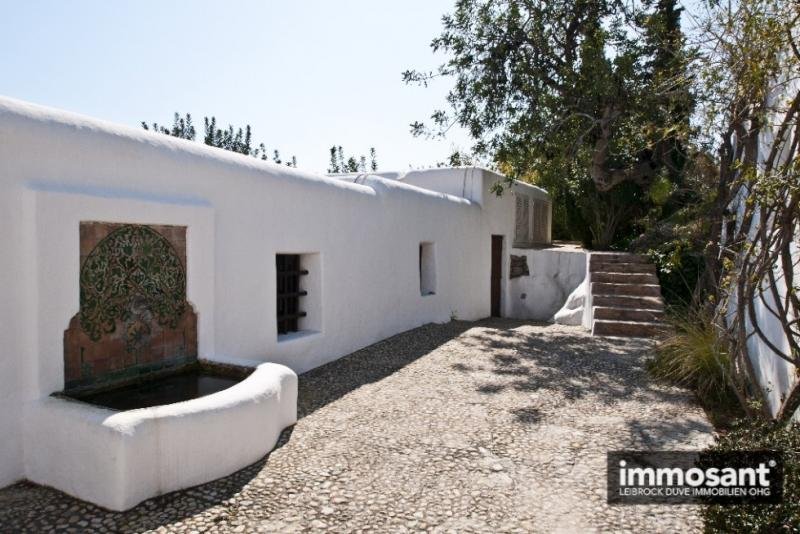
0,0,471,173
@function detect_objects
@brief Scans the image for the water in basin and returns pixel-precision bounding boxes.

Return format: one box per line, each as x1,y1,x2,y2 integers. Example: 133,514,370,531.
70,369,241,411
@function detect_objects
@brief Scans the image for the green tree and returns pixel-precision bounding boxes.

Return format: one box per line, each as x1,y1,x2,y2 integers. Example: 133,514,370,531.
142,112,196,140
434,149,474,168
143,113,296,166
644,0,800,425
405,0,694,248
369,147,378,172
327,145,379,173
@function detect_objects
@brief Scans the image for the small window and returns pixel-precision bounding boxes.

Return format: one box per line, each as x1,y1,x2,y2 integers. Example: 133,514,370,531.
419,242,436,296
514,193,551,247
276,254,308,334
531,198,552,244
514,194,532,247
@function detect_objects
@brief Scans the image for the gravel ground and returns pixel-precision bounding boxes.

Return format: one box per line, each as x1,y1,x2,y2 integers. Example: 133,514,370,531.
0,319,713,533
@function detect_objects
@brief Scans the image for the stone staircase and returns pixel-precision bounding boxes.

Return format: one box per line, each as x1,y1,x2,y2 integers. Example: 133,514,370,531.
589,252,667,338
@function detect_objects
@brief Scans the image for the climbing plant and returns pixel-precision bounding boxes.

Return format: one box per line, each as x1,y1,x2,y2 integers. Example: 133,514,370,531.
695,0,800,421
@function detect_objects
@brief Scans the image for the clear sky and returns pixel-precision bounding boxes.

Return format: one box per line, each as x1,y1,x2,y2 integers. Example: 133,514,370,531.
0,0,472,173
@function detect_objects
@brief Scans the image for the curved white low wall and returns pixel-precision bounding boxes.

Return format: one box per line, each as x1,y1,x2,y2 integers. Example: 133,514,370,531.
23,363,297,511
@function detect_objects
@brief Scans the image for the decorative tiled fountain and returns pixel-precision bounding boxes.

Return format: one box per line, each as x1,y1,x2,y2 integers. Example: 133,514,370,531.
64,222,199,393
23,221,297,511
60,222,243,408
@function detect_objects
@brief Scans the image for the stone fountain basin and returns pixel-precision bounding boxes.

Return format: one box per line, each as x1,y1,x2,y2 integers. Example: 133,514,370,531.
23,361,297,511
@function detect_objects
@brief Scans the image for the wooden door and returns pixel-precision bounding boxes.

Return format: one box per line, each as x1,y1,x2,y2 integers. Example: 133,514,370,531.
491,235,503,317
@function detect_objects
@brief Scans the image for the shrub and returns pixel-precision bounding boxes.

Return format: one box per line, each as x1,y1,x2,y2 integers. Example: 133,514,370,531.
704,419,800,532
648,241,705,309
649,309,734,408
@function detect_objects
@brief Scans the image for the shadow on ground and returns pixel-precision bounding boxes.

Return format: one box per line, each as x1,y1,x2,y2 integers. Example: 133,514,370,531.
456,319,685,403
297,321,474,418
0,319,708,532
453,318,709,442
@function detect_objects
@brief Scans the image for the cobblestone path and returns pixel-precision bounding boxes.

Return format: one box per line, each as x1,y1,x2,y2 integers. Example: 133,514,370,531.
0,319,713,533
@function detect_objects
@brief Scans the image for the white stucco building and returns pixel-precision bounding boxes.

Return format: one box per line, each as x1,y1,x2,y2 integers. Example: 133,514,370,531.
0,96,589,508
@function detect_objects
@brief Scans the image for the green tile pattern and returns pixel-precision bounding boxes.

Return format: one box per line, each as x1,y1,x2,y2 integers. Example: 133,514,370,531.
78,224,187,344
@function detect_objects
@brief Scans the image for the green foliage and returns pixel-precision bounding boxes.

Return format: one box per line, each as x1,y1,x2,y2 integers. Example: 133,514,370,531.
704,419,800,532
434,149,474,168
369,147,378,172
649,309,735,409
405,0,694,248
648,175,674,206
142,113,296,166
327,146,378,173
694,0,800,422
646,238,705,308
142,112,196,140
628,149,720,307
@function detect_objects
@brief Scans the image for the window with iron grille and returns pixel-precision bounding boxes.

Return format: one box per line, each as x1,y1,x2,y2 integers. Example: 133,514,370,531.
276,254,308,334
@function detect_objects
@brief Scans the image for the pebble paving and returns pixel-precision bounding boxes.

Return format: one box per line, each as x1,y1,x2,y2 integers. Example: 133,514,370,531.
0,319,714,533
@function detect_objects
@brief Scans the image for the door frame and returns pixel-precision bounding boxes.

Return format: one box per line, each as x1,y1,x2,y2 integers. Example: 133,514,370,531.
490,235,504,317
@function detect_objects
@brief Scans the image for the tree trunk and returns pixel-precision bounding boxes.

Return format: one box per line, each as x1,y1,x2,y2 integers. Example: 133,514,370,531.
590,105,660,192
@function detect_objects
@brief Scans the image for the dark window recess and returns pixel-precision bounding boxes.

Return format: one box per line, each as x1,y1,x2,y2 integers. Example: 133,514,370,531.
419,242,436,295
276,254,308,334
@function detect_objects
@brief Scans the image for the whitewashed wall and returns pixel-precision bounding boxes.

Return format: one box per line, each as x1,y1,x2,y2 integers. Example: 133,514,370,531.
372,167,564,320
0,96,556,488
506,249,586,321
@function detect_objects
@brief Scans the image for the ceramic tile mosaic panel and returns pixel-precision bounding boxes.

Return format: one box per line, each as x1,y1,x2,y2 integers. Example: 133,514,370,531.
63,222,197,392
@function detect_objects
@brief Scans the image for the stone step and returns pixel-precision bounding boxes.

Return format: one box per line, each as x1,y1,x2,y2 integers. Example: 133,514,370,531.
589,253,649,265
593,306,665,322
592,319,670,338
590,271,659,284
591,282,662,298
592,294,664,310
587,252,665,338
590,261,656,274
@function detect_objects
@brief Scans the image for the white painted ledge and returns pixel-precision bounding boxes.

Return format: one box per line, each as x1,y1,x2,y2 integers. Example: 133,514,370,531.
277,330,322,343
23,362,297,511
